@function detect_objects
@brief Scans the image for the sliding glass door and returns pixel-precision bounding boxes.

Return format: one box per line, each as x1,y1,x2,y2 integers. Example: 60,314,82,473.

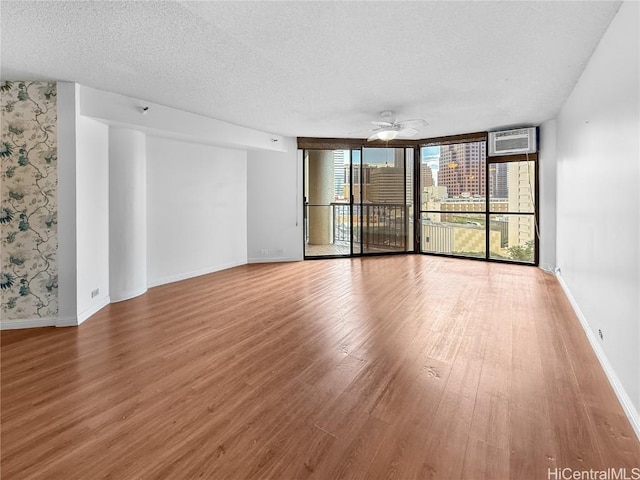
304,147,415,258
358,147,414,254
304,149,351,257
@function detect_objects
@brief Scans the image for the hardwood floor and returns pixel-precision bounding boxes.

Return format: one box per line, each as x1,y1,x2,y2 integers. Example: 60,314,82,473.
1,256,638,479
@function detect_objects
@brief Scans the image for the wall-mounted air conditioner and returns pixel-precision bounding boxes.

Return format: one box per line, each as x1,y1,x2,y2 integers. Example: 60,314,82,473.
488,127,537,156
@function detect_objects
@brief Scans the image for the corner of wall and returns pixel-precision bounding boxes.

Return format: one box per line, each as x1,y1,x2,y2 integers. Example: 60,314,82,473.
538,119,558,273
56,82,79,324
77,295,110,325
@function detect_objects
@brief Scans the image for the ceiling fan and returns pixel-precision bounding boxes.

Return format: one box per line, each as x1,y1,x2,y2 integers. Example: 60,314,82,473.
353,111,428,141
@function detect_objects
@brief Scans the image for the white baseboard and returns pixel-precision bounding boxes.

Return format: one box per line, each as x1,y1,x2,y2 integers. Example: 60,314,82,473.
77,296,111,325
247,256,302,264
110,287,147,303
538,263,558,275
2,260,251,330
1,299,110,330
1,317,56,330
147,260,247,288
556,273,640,442
55,315,80,327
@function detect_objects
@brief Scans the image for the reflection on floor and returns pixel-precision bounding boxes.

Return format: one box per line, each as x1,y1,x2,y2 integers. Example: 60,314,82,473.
305,243,350,256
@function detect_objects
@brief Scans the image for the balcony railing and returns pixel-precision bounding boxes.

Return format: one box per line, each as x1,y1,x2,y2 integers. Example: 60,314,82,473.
332,203,408,250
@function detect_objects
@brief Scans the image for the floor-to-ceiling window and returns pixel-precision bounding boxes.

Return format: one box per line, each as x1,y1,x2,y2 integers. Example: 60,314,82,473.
487,159,536,262
303,146,415,258
420,140,488,259
419,135,537,263
300,132,538,264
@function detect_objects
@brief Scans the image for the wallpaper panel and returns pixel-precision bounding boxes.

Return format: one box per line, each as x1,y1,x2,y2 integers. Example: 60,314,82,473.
1,81,58,320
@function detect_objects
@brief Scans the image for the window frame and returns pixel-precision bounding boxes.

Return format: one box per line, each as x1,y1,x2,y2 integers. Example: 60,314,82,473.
298,129,540,265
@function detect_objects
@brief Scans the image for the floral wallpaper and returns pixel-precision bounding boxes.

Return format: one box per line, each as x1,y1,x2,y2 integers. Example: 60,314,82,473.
1,81,58,320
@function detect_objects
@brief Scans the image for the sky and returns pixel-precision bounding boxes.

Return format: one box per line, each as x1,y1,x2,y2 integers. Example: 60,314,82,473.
421,146,440,176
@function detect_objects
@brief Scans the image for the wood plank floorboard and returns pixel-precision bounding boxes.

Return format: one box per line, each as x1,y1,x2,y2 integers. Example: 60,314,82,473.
1,255,638,479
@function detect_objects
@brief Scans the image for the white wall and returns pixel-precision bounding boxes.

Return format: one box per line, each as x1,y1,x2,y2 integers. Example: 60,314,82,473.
146,137,248,286
556,0,639,427
4,83,288,330
75,116,110,321
538,119,557,272
56,82,79,326
109,127,147,302
247,137,303,263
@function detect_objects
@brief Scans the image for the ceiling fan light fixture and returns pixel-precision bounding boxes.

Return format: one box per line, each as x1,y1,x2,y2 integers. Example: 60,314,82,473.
376,129,398,141
359,111,427,141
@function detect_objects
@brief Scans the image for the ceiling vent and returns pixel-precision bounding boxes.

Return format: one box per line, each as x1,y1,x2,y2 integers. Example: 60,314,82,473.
488,127,537,156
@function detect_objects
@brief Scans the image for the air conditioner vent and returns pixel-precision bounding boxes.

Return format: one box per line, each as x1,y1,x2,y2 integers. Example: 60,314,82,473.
488,127,537,156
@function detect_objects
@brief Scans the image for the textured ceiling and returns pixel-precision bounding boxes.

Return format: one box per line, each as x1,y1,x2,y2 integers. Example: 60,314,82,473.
1,1,621,139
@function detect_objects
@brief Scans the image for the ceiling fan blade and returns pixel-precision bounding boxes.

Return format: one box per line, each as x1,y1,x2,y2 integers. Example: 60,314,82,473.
397,127,419,136
348,128,377,135
371,121,394,127
398,119,428,128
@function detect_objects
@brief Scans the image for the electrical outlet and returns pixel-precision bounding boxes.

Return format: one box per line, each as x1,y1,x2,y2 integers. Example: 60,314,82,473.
598,329,603,340
275,248,285,255
260,249,269,255
91,288,100,298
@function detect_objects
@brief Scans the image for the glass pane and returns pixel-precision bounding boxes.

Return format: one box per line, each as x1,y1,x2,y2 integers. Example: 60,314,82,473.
360,148,409,253
489,161,535,213
405,148,415,252
489,214,535,263
436,141,486,205
421,212,486,258
421,145,446,211
350,150,362,255
304,149,350,257
363,148,405,203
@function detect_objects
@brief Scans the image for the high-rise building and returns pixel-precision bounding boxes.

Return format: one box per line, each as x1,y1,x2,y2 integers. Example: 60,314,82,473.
437,142,486,197
333,150,346,200
369,167,405,203
343,164,372,201
489,163,508,198
421,164,434,189
508,162,535,248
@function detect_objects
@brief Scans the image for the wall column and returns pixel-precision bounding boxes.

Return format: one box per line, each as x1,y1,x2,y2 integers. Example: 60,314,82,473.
109,127,147,301
307,150,334,245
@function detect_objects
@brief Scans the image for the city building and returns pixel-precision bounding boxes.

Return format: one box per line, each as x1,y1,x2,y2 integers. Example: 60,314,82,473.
490,162,508,198
368,166,405,204
508,160,536,249
333,150,347,200
421,164,434,189
437,142,486,197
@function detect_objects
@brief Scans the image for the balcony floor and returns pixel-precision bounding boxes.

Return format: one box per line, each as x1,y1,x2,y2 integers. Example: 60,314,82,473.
305,243,350,257
305,242,408,257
